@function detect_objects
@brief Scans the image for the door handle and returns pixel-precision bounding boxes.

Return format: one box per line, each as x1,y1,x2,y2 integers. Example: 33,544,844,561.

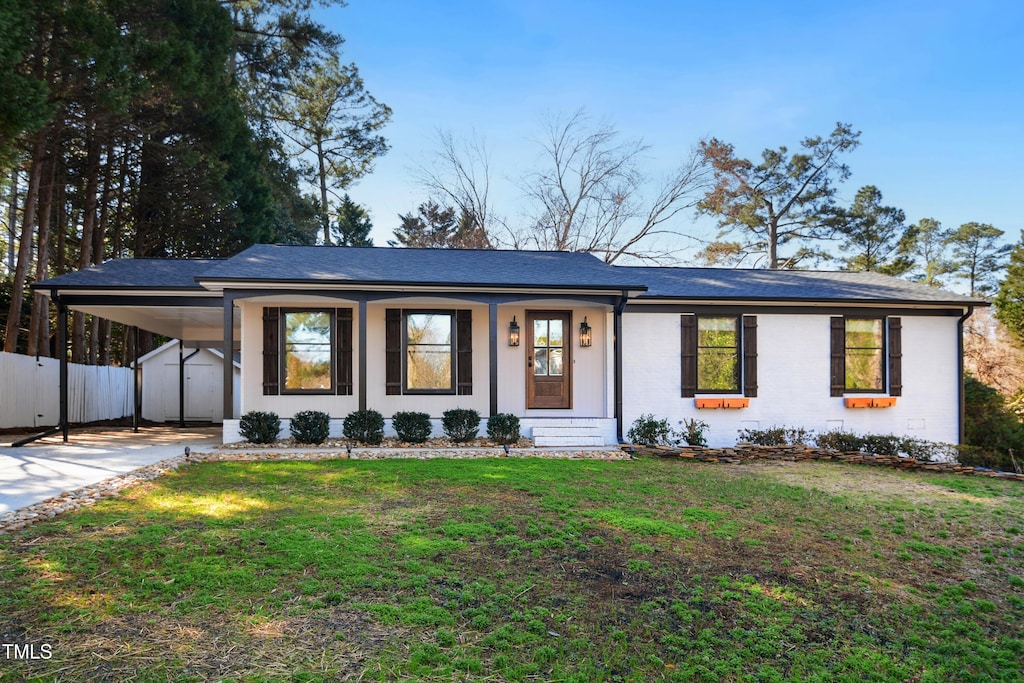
528,355,533,367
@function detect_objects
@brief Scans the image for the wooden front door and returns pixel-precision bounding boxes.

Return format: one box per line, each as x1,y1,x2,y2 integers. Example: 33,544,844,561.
526,311,572,409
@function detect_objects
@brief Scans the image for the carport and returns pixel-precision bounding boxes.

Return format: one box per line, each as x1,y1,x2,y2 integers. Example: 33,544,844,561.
21,259,237,446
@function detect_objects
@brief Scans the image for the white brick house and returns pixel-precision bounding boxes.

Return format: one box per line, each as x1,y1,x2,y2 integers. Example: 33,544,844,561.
35,246,982,447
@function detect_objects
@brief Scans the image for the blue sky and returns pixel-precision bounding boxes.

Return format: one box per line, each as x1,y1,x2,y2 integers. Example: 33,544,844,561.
315,0,1023,260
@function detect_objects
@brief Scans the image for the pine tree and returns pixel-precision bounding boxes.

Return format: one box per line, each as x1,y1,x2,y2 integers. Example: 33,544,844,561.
994,231,1024,344
335,194,373,246
832,185,914,276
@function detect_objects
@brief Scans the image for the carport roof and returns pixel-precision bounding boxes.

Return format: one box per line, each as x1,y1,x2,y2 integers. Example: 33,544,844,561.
35,258,219,291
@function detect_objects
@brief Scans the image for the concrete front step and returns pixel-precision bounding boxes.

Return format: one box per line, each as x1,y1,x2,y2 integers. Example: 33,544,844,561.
532,427,602,437
533,435,607,447
532,424,606,447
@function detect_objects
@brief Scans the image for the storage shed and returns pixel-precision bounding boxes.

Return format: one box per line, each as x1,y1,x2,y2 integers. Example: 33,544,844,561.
136,340,240,423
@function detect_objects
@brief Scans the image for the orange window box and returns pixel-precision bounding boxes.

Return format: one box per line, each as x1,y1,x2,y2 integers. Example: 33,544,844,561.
722,398,749,409
844,397,873,408
695,398,724,409
871,397,897,408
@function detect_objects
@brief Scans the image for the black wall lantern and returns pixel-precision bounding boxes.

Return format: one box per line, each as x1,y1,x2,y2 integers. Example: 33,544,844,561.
508,316,520,346
579,316,592,347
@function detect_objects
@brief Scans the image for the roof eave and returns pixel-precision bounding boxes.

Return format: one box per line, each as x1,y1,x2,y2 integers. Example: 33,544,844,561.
632,295,985,308
196,277,647,295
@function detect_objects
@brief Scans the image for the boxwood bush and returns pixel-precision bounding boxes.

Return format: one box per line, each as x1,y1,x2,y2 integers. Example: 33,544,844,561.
289,410,330,445
239,411,281,444
486,413,521,445
392,411,432,443
627,414,671,446
343,409,385,445
442,408,480,442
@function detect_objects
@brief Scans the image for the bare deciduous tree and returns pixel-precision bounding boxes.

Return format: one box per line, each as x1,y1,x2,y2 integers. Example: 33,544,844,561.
520,110,707,263
417,110,708,263
415,130,495,247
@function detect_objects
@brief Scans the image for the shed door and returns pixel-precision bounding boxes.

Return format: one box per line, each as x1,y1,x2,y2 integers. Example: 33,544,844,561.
526,311,572,409
163,362,219,422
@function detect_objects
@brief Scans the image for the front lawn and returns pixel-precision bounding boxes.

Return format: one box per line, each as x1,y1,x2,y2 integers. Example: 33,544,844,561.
1,457,1022,681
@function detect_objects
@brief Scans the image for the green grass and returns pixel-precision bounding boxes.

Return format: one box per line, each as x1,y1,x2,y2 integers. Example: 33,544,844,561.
1,457,1022,681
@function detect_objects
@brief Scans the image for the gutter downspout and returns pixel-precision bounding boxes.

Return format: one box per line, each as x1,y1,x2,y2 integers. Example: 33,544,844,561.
614,290,629,444
179,342,201,428
957,305,975,445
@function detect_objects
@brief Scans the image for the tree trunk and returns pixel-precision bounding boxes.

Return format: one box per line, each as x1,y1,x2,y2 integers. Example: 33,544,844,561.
317,138,331,245
71,129,101,363
6,167,18,273
89,139,113,364
27,150,56,357
3,130,46,353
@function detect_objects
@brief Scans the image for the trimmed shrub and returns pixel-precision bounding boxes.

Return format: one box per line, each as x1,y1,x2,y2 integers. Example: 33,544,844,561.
737,425,815,446
290,410,330,444
627,414,671,446
815,430,866,452
442,408,481,442
861,433,904,456
487,413,521,445
392,411,432,443
343,409,385,445
737,425,787,446
675,418,709,447
239,411,281,444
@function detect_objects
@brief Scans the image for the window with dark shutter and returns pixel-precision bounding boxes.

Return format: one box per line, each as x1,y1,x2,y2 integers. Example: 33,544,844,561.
337,308,353,396
832,315,900,396
385,308,401,395
888,317,902,396
263,307,280,395
680,315,697,397
743,315,758,398
456,310,473,395
830,316,845,397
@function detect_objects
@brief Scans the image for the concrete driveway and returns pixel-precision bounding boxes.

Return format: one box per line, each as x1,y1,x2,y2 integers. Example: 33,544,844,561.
0,426,221,514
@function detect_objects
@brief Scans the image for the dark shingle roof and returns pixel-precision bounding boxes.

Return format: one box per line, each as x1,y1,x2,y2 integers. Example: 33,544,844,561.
618,266,983,306
197,244,647,290
35,259,219,291
33,247,985,308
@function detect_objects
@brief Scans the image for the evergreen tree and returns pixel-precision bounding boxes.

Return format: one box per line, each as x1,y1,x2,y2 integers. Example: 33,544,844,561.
994,231,1024,344
391,201,490,249
903,217,952,287
947,222,1011,296
832,185,913,275
698,122,860,268
335,194,373,246
392,200,457,248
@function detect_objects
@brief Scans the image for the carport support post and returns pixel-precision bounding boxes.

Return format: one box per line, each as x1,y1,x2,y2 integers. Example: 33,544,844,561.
58,297,68,442
488,303,498,416
133,326,141,433
222,292,236,421
179,340,185,428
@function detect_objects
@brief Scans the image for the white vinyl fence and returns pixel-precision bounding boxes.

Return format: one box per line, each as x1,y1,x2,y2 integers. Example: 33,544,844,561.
0,352,133,428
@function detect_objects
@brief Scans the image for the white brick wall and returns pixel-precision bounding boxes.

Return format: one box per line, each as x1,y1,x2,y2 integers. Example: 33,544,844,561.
622,311,961,447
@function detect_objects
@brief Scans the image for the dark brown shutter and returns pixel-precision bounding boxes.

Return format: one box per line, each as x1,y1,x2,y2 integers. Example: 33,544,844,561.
262,307,280,395
888,316,902,396
456,310,473,395
742,315,758,398
385,308,402,395
337,308,353,396
681,314,697,397
830,316,845,397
